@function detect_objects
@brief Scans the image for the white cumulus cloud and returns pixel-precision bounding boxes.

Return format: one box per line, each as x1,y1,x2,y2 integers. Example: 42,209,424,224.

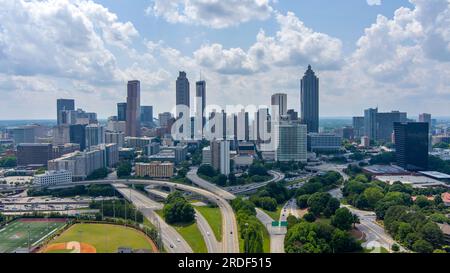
146,0,274,28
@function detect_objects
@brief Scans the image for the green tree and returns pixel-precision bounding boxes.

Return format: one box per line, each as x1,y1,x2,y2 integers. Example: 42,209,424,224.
363,187,384,209
163,191,195,224
87,168,108,180
420,222,444,248
243,225,264,253
303,213,316,223
331,208,354,231
117,161,132,178
414,196,433,209
331,229,362,253
396,222,414,242
296,195,310,209
307,192,332,217
412,239,434,253
286,215,299,229
214,174,228,186
198,164,217,177
0,156,17,167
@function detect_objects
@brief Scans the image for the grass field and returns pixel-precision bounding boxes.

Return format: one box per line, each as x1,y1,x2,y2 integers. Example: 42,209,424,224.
195,206,222,242
156,210,207,253
0,219,67,253
262,205,283,222
43,223,155,253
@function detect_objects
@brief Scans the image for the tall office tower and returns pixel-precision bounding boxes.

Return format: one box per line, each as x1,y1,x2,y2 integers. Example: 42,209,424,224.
237,110,250,141
275,121,307,162
17,143,53,167
257,108,270,142
211,141,221,171
85,124,105,149
220,141,230,175
159,112,173,128
287,109,299,121
69,124,87,151
126,80,141,137
52,125,70,145
196,80,206,131
353,116,365,138
117,103,127,122
376,111,408,142
176,71,190,117
419,113,432,133
394,122,429,171
300,65,319,133
211,140,230,175
271,93,288,118
57,99,75,125
141,106,154,127
364,108,378,141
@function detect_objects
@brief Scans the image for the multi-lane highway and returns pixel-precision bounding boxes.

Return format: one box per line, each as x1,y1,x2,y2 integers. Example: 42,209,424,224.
195,208,222,253
35,179,240,253
226,170,286,195
113,184,192,253
187,168,237,200
186,169,240,253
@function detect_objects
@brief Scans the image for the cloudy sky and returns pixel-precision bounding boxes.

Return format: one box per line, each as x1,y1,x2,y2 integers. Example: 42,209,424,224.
0,0,450,120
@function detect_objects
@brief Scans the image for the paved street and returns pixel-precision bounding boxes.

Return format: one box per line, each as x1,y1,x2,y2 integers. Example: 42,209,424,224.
195,208,222,253
113,184,193,253
186,169,240,253
255,208,286,253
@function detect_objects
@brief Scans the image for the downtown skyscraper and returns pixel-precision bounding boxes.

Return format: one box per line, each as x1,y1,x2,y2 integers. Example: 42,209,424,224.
394,122,429,171
300,65,319,133
196,80,207,132
126,80,141,137
176,71,190,119
271,93,288,119
57,99,75,125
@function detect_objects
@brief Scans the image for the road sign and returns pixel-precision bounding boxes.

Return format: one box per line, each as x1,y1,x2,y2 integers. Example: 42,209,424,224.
272,221,288,227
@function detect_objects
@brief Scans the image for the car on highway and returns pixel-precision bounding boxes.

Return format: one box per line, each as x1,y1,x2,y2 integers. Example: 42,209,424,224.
170,244,174,249
177,238,181,243
207,232,210,236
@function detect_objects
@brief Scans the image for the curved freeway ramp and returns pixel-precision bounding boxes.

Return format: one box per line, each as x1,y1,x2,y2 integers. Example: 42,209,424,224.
37,179,240,253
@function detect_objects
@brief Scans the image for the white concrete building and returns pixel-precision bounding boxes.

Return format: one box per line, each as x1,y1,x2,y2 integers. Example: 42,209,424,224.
34,170,72,186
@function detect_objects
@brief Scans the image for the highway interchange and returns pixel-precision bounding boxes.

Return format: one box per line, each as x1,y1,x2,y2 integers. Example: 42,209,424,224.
0,163,405,253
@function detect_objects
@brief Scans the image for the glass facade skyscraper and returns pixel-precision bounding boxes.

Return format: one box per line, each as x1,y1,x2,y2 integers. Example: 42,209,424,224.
300,65,319,133
126,80,141,137
117,103,127,122
57,99,75,125
394,122,429,171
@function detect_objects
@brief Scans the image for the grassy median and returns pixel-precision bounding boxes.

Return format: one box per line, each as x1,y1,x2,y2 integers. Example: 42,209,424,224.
156,210,207,253
195,206,223,242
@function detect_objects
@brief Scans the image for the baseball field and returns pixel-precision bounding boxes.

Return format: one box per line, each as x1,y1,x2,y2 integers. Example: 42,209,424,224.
41,223,157,253
0,218,67,253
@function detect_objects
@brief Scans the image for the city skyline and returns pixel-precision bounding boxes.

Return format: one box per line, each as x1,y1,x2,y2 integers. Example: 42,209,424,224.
1,0,450,119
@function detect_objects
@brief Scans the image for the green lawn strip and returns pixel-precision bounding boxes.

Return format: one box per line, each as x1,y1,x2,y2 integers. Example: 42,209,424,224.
315,217,332,225
363,247,389,253
195,206,222,242
49,223,153,253
261,205,283,222
262,226,270,253
156,210,207,253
